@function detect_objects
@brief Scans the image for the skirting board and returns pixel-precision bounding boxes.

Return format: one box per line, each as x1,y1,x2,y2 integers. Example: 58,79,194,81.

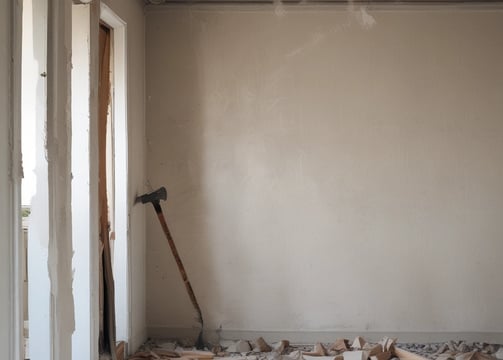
147,328,503,344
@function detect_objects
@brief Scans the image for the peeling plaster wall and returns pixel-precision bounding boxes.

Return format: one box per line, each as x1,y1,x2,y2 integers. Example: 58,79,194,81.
23,0,52,358
46,1,75,358
100,0,148,352
0,2,12,350
146,6,503,341
0,1,22,359
72,5,92,359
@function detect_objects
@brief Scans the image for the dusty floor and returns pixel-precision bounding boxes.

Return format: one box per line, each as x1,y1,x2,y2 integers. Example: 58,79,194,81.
128,337,503,360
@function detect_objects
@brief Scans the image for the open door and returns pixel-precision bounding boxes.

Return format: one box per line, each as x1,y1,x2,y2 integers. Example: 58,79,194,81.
98,23,117,360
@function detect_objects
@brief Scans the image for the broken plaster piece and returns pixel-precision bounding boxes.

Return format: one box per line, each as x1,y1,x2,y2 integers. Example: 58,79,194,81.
304,343,328,356
352,337,366,350
379,338,396,353
435,344,450,355
274,340,290,354
455,352,477,360
343,350,367,360
363,344,383,356
457,343,469,353
253,337,272,353
227,340,252,353
437,354,456,360
447,341,457,352
220,340,236,348
331,339,350,352
476,353,499,360
304,356,342,360
370,351,392,360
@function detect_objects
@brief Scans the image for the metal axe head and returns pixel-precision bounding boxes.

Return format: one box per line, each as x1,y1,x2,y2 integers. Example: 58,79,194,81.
135,187,167,205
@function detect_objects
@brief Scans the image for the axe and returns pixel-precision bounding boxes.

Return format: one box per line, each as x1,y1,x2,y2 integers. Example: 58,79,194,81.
136,187,205,349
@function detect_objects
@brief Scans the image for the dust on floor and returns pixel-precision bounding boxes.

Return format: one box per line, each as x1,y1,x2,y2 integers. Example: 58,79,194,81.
128,336,503,360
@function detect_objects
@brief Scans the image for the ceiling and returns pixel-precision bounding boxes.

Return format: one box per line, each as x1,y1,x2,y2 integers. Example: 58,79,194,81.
145,0,503,4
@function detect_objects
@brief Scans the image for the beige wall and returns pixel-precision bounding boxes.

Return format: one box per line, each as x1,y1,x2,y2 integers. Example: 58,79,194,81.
145,6,503,341
101,0,147,352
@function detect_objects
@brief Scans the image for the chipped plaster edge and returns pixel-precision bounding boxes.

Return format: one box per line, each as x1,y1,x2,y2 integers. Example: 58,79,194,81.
11,0,24,359
46,0,75,359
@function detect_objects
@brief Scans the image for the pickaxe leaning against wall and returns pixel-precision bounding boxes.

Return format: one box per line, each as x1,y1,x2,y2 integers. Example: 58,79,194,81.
136,187,205,349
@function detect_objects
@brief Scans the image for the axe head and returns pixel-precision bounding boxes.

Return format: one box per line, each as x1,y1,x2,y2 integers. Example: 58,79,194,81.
136,187,167,204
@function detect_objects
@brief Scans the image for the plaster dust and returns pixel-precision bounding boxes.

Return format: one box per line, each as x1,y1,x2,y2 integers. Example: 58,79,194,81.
146,5,503,339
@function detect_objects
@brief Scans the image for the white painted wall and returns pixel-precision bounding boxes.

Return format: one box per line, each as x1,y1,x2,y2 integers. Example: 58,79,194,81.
100,0,148,352
3,1,146,358
72,5,92,360
23,0,52,359
145,6,503,342
46,1,75,358
0,0,23,358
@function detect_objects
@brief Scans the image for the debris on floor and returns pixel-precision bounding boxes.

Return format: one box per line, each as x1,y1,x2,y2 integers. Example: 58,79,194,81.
398,341,502,360
253,338,272,353
128,337,502,360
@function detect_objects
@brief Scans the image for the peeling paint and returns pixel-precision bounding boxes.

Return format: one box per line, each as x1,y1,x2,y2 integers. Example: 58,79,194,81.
45,0,76,359
347,0,377,29
274,0,286,18
356,6,377,29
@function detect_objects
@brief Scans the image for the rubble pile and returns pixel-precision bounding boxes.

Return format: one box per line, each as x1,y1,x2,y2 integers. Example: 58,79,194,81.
399,341,503,360
128,337,502,360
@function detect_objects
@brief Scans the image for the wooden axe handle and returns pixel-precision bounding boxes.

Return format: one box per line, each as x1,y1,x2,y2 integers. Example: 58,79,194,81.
152,201,204,327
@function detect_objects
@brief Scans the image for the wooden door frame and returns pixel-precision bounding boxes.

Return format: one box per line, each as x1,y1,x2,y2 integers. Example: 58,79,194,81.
100,2,131,353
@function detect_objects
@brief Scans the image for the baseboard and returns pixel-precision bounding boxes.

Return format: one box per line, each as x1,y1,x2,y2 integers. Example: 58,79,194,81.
147,327,503,345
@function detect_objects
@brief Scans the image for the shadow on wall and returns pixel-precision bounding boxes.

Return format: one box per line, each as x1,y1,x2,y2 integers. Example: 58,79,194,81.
146,8,307,339
145,6,503,339
145,8,215,340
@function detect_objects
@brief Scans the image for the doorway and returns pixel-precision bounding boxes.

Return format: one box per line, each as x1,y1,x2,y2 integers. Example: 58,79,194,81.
20,2,130,359
99,6,130,356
